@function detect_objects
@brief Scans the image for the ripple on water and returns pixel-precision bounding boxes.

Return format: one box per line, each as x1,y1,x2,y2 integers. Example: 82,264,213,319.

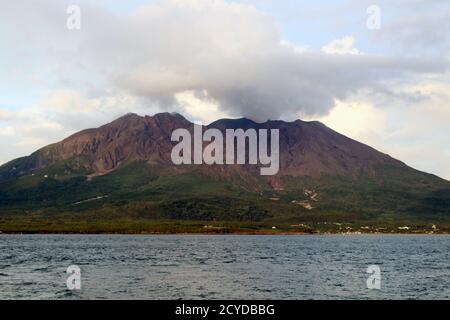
0,235,449,299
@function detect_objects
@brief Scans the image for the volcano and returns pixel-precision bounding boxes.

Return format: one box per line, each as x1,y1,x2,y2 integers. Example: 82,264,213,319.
1,112,449,233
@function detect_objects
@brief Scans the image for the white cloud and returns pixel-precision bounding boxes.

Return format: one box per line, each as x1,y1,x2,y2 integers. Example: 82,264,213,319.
0,90,160,165
81,0,446,121
175,90,230,125
0,109,13,121
280,40,309,54
3,0,445,122
0,126,15,137
314,78,450,180
322,36,360,55
314,99,386,144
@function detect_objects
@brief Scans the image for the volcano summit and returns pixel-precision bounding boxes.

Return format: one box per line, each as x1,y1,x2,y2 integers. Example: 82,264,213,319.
0,112,449,234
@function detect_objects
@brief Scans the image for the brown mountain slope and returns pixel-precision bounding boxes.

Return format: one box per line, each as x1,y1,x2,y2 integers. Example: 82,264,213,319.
0,112,409,182
1,112,450,230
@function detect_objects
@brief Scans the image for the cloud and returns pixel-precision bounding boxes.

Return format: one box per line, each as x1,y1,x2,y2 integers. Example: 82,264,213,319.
84,0,449,121
322,36,360,55
175,90,229,125
315,99,386,142
0,109,13,121
315,77,450,180
0,89,159,165
0,126,15,137
3,0,447,122
351,0,450,56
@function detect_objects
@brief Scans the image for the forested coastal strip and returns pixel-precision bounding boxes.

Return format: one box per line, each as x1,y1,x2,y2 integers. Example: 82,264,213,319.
0,219,447,235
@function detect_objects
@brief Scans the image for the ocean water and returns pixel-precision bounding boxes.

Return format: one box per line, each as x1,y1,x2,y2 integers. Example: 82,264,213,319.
0,234,449,300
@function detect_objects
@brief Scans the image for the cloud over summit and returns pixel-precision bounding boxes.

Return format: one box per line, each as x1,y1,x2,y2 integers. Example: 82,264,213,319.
1,0,448,122
77,0,448,121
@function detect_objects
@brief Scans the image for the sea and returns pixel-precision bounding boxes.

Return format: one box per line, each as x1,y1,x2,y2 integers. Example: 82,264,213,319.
0,234,449,300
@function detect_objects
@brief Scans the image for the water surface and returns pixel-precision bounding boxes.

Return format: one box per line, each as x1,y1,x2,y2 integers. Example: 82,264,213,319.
0,235,449,299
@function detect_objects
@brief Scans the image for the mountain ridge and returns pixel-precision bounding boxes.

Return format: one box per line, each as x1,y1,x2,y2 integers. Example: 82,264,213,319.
0,112,416,181
1,112,450,234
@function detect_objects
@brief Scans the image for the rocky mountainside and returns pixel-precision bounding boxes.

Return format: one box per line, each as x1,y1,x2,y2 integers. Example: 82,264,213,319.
1,112,449,231
0,112,407,181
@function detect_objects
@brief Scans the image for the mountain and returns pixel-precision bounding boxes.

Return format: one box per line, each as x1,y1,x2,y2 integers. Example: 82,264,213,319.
1,112,450,234
0,112,407,179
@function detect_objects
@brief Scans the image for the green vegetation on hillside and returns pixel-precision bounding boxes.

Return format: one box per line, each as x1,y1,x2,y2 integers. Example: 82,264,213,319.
1,161,450,234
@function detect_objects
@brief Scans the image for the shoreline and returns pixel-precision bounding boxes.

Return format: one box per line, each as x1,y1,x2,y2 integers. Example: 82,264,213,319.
1,220,447,236
0,231,448,236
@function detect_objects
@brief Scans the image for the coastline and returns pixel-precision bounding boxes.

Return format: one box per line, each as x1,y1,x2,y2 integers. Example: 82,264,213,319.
1,231,448,236
1,219,448,235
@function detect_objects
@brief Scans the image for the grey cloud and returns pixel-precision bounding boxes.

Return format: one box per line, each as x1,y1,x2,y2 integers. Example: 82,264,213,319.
1,0,449,123
75,0,449,121
351,0,450,55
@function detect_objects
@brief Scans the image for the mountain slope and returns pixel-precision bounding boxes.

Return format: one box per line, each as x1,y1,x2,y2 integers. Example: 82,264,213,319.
1,112,449,233
0,112,407,180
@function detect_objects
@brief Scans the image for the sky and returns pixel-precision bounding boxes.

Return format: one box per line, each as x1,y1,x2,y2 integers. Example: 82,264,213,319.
0,0,450,179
